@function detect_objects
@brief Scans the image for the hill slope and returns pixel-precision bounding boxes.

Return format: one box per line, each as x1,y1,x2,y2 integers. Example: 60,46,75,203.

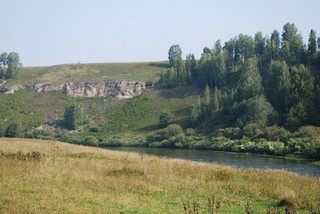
4,61,169,86
0,138,319,213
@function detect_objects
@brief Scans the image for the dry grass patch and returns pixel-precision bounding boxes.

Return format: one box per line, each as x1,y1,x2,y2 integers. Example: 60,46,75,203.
0,138,319,213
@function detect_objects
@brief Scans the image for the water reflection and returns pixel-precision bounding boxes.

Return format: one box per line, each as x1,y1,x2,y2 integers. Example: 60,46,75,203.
107,147,320,177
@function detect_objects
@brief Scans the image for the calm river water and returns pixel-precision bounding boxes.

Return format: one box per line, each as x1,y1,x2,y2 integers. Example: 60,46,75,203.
107,147,320,177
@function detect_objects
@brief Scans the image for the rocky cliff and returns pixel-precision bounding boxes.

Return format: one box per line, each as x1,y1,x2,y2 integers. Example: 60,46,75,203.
2,80,146,99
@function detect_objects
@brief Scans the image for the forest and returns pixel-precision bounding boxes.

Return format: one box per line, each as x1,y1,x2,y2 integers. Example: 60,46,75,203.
154,23,320,159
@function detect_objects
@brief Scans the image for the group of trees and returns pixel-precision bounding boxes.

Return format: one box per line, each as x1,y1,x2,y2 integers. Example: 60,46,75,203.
161,23,320,133
0,52,21,79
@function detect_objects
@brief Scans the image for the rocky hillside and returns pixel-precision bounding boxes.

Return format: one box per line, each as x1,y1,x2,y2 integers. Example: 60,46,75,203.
2,80,146,99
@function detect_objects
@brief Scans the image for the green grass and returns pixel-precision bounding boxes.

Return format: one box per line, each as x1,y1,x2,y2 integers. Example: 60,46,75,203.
5,61,169,86
0,138,319,213
0,83,198,141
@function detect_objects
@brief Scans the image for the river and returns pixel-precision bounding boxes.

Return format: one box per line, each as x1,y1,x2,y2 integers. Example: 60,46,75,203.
107,147,320,177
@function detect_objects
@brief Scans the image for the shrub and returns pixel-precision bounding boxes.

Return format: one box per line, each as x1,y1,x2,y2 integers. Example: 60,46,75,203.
163,124,184,139
100,136,125,147
263,126,291,142
184,128,196,136
83,136,99,147
243,123,263,138
159,110,173,128
5,123,20,138
89,126,102,133
215,127,241,139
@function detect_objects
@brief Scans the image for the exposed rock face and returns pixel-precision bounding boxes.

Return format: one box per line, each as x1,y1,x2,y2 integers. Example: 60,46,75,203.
64,80,145,99
2,80,146,99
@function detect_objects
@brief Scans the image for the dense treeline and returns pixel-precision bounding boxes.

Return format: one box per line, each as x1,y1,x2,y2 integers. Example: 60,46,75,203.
157,23,320,158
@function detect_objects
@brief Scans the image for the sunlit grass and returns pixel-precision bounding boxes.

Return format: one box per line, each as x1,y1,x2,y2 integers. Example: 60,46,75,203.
0,138,319,213
6,62,168,86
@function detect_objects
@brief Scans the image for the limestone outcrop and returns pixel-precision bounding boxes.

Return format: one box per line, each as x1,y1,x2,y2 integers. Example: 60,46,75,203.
2,80,146,99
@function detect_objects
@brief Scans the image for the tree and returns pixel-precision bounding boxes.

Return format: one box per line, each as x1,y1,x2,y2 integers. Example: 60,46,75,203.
0,52,8,79
266,30,281,62
5,123,20,138
197,45,226,87
236,57,263,101
64,104,83,130
232,96,278,128
254,32,266,57
159,110,172,128
223,38,237,71
290,64,314,105
308,29,317,56
168,44,182,68
235,34,255,63
185,53,197,79
203,84,211,115
281,23,305,66
6,52,21,79
286,101,317,130
190,96,202,124
265,61,291,114
212,86,220,111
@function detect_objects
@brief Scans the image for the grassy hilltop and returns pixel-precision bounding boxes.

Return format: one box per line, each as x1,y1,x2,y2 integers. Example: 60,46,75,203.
5,61,169,86
0,138,319,213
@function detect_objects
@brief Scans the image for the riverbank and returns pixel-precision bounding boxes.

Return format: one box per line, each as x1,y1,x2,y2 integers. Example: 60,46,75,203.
106,146,320,177
0,138,319,213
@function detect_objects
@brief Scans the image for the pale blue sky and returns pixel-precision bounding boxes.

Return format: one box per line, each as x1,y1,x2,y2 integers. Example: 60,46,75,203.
1,0,319,66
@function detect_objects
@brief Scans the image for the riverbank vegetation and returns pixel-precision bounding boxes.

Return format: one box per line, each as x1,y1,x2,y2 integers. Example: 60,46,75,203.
0,138,319,213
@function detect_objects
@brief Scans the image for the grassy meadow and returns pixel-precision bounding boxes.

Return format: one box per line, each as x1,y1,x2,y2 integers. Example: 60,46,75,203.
1,138,319,213
4,62,169,86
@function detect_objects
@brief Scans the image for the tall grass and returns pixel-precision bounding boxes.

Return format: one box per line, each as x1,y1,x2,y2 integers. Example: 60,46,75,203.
0,138,319,213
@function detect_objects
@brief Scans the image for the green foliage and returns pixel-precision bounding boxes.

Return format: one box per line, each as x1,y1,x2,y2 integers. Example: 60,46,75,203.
215,127,241,139
263,126,291,142
285,101,317,130
162,124,184,139
190,96,202,124
0,52,21,79
265,60,291,114
231,96,278,128
212,87,220,111
168,44,183,68
185,54,197,79
236,57,263,101
308,29,317,56
5,123,20,138
197,45,226,87
290,64,314,104
82,136,99,147
64,104,83,130
159,110,173,128
281,23,305,65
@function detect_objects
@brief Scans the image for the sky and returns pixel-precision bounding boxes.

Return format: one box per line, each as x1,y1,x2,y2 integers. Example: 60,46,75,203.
1,0,320,67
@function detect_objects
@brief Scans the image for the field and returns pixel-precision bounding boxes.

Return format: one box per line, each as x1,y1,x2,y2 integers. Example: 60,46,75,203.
1,138,319,213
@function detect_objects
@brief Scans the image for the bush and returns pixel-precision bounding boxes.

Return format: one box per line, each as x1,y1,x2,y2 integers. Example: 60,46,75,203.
184,128,196,136
215,127,241,139
89,126,102,133
100,136,125,147
163,124,184,139
83,136,99,147
5,123,20,138
263,126,291,142
243,123,263,138
159,110,173,128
